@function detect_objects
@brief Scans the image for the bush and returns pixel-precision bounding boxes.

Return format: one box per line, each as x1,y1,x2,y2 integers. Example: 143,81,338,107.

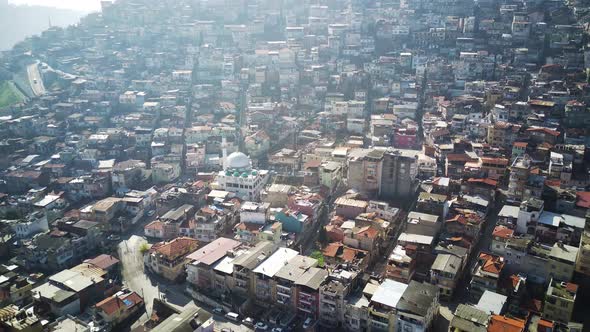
310,250,325,267
139,242,150,254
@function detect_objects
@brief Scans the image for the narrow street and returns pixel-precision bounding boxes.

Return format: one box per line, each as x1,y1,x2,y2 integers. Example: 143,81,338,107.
117,235,197,329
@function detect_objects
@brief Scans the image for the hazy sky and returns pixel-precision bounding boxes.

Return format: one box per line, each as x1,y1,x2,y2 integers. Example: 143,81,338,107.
8,0,102,11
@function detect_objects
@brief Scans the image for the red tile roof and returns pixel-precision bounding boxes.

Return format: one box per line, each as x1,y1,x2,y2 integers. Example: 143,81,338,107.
235,222,262,232
481,157,509,166
488,315,525,332
446,215,468,225
341,247,357,262
492,226,514,239
576,192,590,209
86,254,120,270
151,237,199,260
565,282,579,293
356,226,379,239
145,220,164,231
323,242,342,258
527,127,560,137
467,178,498,187
446,154,475,162
96,291,143,317
479,252,505,274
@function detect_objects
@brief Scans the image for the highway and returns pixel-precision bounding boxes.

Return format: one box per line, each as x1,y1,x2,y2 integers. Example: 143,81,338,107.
26,62,46,96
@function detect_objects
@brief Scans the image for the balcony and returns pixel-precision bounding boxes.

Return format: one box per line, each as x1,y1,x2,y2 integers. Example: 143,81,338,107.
321,303,336,313
299,296,314,306
322,296,336,305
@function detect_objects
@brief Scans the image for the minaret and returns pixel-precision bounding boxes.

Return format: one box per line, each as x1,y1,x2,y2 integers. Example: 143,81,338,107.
222,136,228,169
48,16,52,28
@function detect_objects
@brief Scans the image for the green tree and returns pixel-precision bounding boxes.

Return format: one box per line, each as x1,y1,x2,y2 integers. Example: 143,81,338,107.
310,250,325,267
139,242,150,254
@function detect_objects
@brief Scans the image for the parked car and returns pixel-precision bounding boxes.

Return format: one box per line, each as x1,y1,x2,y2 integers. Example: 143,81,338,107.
212,307,224,315
107,234,120,241
225,312,239,322
255,322,269,331
147,210,156,217
303,317,314,329
242,317,255,326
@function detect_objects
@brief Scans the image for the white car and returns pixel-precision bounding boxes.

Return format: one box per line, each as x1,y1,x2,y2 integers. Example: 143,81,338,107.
303,317,314,329
242,317,255,326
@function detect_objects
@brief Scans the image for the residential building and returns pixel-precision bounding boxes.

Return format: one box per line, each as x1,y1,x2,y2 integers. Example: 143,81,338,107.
261,184,294,208
231,241,276,295
487,315,525,332
347,149,384,198
252,247,299,303
396,281,439,332
416,192,449,219
185,237,242,296
450,304,490,332
543,278,577,324
319,269,360,328
367,279,408,332
406,211,440,237
430,253,463,299
150,306,214,332
470,252,505,301
380,149,419,199
144,237,200,281
94,290,144,327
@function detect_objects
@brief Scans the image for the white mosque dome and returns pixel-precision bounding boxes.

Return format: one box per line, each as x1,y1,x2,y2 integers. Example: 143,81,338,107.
226,152,251,170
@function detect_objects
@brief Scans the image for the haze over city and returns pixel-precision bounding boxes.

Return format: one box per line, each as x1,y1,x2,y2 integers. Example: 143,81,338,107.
0,0,589,331
8,0,101,11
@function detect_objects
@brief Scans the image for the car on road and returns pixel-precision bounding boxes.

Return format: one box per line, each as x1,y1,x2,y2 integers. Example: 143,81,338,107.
225,312,239,322
107,234,121,241
302,317,314,329
147,210,156,217
242,317,255,326
271,328,284,332
255,322,269,331
212,307,224,315
33,79,37,84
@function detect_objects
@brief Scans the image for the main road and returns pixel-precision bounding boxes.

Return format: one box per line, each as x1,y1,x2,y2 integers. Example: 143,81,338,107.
26,62,46,96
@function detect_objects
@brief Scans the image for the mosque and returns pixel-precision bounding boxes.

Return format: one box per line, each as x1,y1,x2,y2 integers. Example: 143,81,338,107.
213,151,270,201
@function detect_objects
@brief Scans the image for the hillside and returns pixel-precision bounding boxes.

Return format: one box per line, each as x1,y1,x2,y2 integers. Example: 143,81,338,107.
0,2,86,50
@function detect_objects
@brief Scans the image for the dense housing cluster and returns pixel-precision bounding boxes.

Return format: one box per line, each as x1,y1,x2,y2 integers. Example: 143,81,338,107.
0,0,590,331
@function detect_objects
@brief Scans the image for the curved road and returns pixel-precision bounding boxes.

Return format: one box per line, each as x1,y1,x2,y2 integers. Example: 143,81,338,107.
27,62,46,96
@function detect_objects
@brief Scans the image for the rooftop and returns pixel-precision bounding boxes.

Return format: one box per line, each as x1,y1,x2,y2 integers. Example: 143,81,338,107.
253,247,299,278
488,315,525,332
370,279,408,309
186,237,242,266
396,281,438,316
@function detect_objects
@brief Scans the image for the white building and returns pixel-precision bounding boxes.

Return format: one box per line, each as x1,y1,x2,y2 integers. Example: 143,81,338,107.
213,152,270,201
3,211,49,239
240,201,270,224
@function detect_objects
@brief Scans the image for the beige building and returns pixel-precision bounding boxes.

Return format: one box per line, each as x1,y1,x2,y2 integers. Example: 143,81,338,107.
144,237,199,281
347,149,384,198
